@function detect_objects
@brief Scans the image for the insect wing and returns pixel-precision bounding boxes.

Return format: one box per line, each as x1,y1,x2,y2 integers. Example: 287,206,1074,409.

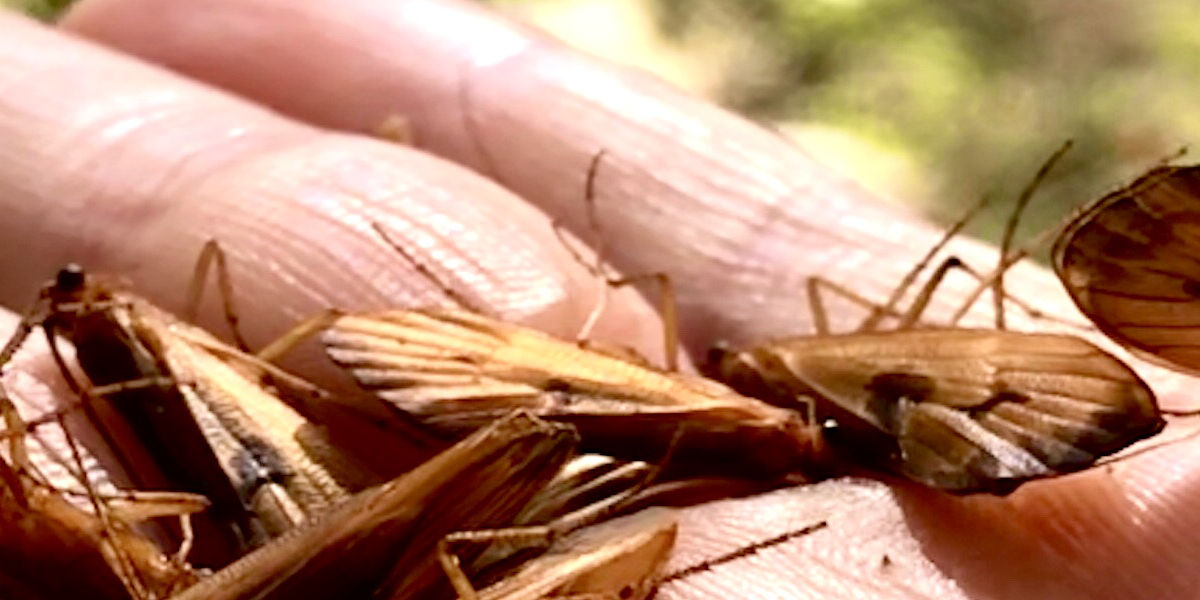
169,411,578,600
157,324,355,534
1053,165,1200,373
41,270,370,562
475,508,677,600
713,329,1163,492
322,309,817,477
44,282,260,564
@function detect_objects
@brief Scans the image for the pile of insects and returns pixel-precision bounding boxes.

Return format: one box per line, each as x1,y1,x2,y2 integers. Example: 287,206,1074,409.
1,145,1195,599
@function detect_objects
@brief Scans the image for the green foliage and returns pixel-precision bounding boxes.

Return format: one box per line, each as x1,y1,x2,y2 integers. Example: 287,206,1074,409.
647,0,1200,251
3,0,76,21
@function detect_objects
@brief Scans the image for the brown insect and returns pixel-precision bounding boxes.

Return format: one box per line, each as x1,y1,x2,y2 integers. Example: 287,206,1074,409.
0,374,201,599
169,410,579,600
322,308,827,483
321,150,827,487
438,504,828,600
0,253,377,567
705,328,1162,492
706,144,1165,493
1052,163,1200,374
323,146,1163,494
439,506,678,600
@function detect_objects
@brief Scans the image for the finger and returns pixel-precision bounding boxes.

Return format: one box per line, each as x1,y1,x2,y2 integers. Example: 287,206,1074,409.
662,429,1200,600
59,0,964,351
0,12,667,390
58,2,1200,598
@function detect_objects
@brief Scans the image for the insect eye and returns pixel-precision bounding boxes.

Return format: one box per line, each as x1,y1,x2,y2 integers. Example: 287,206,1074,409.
820,418,842,441
54,264,86,292
1181,278,1200,299
700,343,732,377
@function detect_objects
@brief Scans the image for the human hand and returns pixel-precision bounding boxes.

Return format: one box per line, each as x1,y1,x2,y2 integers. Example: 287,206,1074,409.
0,1,1196,598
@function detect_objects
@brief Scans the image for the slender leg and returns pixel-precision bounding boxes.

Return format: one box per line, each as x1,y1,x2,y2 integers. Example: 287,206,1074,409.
993,140,1073,330
253,309,344,364
557,151,683,371
185,239,252,352
439,523,563,600
864,193,993,332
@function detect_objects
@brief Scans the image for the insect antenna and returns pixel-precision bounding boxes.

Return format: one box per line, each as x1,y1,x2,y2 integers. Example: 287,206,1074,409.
654,520,829,587
372,221,491,315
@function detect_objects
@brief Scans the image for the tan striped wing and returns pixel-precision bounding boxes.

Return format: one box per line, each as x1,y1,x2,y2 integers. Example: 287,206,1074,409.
478,508,676,600
1053,165,1200,373
712,329,1163,492
156,318,353,534
322,309,816,477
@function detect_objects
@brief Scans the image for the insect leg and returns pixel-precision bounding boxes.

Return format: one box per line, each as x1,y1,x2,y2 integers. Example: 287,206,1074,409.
992,140,1073,329
252,309,344,364
0,309,44,371
802,190,991,335
577,271,679,371
439,524,559,600
805,260,974,333
57,410,159,600
39,321,151,489
859,194,994,333
805,275,909,335
184,239,252,352
556,150,682,370
0,383,31,503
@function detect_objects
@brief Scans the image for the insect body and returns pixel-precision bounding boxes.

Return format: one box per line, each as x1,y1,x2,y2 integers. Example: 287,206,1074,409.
706,324,1163,492
10,266,359,566
322,309,827,481
445,507,678,600
169,411,578,600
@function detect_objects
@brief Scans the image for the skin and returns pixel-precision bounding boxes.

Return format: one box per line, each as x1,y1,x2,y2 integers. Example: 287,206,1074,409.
0,1,1197,598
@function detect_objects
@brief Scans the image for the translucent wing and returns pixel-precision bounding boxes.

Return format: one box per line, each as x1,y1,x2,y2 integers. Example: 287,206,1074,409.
711,329,1163,492
1053,165,1200,373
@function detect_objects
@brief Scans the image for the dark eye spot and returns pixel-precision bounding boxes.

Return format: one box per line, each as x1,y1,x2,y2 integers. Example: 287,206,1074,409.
1182,278,1200,299
55,264,85,292
702,343,732,376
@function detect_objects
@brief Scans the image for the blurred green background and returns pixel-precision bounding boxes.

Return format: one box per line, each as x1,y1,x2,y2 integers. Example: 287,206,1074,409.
14,0,1200,253
491,0,1200,254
